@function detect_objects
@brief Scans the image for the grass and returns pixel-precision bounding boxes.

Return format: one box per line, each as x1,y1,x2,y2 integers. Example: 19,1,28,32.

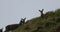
13,9,60,32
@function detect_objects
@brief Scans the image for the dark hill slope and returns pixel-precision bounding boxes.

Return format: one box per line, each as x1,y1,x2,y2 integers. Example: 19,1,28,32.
13,9,60,32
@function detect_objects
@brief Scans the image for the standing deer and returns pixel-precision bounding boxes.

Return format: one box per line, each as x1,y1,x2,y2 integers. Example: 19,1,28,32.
5,18,26,32
39,9,44,17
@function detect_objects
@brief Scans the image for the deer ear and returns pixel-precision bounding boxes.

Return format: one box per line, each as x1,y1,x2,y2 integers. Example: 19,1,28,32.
24,17,26,20
42,9,44,11
21,18,23,20
39,10,41,12
2,28,3,30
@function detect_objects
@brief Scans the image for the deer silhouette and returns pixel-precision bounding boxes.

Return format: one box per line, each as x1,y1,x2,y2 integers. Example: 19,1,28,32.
5,18,26,32
39,9,44,17
19,18,26,25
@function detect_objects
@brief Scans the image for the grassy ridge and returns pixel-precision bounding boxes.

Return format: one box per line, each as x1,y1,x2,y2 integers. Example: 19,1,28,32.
13,9,60,32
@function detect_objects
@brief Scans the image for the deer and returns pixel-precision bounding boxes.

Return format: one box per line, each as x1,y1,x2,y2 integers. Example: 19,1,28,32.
39,9,44,18
4,18,26,32
19,18,26,25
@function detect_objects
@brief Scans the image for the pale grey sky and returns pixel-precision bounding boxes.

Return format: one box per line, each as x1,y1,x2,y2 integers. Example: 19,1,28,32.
0,0,60,31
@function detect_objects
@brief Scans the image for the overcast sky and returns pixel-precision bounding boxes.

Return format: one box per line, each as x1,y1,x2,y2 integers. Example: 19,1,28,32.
0,0,60,31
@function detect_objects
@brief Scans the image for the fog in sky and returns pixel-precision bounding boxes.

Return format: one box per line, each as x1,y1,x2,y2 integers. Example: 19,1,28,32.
0,0,60,31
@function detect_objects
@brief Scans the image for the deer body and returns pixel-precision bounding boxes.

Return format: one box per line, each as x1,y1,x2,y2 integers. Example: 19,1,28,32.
0,28,3,32
5,18,26,32
5,24,19,32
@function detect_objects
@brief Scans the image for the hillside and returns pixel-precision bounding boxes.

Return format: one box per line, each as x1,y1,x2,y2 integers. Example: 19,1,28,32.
13,9,60,32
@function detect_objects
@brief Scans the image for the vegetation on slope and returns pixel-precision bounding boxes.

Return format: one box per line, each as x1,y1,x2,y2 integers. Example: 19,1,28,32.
13,9,60,32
